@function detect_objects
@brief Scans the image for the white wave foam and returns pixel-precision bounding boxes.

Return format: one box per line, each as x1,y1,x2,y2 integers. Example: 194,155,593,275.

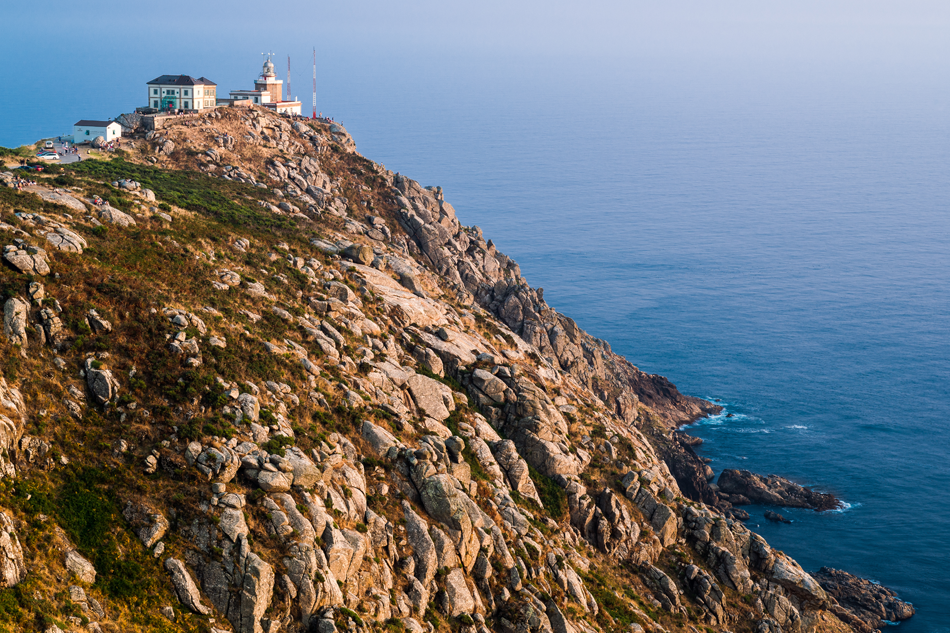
787,425,808,429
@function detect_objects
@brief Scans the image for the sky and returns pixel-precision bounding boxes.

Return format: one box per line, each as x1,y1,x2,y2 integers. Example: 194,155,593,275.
2,1,949,146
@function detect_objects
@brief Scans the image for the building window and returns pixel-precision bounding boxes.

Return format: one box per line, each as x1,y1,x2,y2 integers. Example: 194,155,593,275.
153,100,158,107
184,101,190,109
152,88,158,95
85,130,90,136
184,90,189,96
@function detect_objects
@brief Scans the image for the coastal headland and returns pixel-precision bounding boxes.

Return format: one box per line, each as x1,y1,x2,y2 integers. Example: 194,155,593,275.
0,105,913,632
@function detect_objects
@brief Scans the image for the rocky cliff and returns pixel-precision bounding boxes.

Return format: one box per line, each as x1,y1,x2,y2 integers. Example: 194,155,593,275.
0,106,912,633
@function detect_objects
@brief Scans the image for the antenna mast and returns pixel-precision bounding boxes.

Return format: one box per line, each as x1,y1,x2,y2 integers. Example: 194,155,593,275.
287,55,291,103
312,47,317,120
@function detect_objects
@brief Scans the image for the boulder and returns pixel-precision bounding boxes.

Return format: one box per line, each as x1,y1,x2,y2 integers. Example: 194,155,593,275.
471,368,507,403
231,552,274,633
84,358,119,404
45,227,87,253
32,189,87,212
196,446,241,483
257,470,292,492
444,568,475,616
218,508,249,542
122,501,169,548
96,205,137,227
650,503,678,547
645,564,682,612
283,447,320,487
492,440,542,505
237,393,260,422
0,379,26,478
402,501,437,587
322,526,356,582
65,549,96,583
343,244,374,265
406,373,455,421
417,474,484,569
4,245,50,276
3,298,29,348
86,309,112,334
38,307,66,349
413,346,444,377
361,420,398,455
768,554,829,607
165,558,210,615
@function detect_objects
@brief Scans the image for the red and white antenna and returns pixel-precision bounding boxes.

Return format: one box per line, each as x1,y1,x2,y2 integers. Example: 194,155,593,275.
287,55,291,104
312,47,317,119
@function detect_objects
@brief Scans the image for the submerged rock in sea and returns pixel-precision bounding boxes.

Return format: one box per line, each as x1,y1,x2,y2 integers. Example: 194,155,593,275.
717,468,841,511
764,510,791,524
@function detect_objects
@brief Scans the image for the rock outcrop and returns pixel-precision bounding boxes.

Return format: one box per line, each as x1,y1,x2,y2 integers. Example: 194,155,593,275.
813,567,915,631
718,469,842,511
0,510,26,587
165,558,211,615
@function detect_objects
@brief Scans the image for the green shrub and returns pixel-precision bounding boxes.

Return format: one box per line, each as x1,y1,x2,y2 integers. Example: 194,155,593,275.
583,570,645,628
339,607,363,626
67,158,291,230
12,468,168,604
528,463,567,521
262,435,295,456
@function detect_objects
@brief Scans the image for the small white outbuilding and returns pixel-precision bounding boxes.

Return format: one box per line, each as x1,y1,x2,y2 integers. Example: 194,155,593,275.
73,120,121,144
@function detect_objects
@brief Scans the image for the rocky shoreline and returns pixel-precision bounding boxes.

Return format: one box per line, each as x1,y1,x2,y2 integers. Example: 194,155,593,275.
813,568,916,631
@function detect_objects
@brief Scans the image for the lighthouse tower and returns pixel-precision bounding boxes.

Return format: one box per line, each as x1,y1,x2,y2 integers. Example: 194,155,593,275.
228,54,301,115
254,56,284,104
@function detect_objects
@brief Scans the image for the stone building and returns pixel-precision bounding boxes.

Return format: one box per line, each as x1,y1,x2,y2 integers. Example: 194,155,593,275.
226,57,301,115
146,75,217,112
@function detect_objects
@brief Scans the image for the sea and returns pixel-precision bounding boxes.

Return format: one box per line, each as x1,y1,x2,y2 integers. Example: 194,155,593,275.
3,50,949,630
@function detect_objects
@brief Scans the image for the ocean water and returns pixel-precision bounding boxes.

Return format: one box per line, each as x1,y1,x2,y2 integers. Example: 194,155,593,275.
336,59,950,631
3,53,949,630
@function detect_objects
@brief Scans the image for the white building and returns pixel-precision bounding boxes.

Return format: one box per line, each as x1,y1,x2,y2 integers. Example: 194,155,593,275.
73,120,122,143
146,75,217,112
226,57,301,116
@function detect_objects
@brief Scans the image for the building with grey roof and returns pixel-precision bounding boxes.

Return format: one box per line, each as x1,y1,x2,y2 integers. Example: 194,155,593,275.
146,75,217,111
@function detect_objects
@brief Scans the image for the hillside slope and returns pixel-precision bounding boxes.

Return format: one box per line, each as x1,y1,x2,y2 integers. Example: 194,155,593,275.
0,107,909,633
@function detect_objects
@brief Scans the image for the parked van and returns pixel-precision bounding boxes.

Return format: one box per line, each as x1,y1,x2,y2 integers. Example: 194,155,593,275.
44,141,54,149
